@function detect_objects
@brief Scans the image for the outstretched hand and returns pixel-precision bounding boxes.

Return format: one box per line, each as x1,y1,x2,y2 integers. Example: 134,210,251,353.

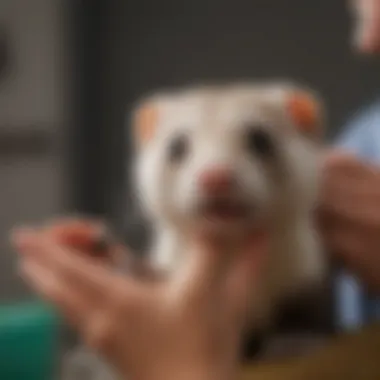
11,220,267,380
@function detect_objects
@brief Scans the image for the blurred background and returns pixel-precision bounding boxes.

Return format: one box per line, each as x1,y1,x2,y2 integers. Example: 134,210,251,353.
0,0,379,361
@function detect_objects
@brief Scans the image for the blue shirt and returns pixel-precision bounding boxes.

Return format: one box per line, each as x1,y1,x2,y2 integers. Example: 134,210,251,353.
335,101,380,330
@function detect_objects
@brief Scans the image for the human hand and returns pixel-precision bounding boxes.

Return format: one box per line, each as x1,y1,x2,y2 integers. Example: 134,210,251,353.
351,0,380,53
319,151,380,292
39,218,160,280
11,220,267,380
39,218,118,264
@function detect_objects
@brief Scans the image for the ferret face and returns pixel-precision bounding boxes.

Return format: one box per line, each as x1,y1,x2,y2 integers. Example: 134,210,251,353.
132,83,323,234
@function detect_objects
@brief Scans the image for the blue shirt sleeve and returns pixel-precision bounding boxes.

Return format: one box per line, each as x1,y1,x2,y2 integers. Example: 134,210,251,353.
335,103,378,159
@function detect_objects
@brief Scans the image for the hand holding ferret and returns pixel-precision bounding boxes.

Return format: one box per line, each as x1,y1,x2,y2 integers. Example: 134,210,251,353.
11,219,267,380
320,151,380,292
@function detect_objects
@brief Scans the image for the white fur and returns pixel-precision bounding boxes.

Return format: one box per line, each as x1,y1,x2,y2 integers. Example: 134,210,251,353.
132,82,326,331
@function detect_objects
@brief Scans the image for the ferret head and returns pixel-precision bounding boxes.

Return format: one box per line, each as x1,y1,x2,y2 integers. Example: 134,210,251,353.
131,82,324,235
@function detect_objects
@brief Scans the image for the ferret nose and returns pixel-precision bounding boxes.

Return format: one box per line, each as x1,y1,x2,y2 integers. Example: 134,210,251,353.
198,167,235,195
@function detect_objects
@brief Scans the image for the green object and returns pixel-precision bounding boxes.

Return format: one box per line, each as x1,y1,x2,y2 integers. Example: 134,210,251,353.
0,301,60,380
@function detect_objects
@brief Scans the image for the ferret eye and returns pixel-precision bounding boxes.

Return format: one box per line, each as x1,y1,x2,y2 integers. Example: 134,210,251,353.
168,134,189,163
245,128,274,158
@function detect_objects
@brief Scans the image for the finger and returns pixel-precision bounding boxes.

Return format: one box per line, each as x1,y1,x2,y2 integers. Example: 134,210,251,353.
173,232,238,301
320,177,359,217
320,165,380,219
226,232,269,321
322,151,380,186
322,150,359,167
352,0,380,52
12,229,131,302
43,219,116,262
320,181,380,230
13,229,149,332
322,217,380,265
174,227,269,306
322,152,366,182
19,258,91,327
319,218,365,266
44,218,102,246
329,232,380,293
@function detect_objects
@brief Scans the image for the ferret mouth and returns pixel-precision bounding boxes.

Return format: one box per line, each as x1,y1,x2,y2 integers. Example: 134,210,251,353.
198,198,253,223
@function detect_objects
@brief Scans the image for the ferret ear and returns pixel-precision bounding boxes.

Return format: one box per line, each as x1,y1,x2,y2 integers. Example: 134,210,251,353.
132,100,160,147
285,90,323,138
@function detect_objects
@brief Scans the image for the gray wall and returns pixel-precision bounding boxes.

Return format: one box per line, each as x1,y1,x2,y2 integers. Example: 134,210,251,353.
0,0,67,301
107,0,380,140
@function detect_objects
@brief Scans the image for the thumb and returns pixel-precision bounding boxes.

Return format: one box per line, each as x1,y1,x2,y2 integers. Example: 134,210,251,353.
173,232,237,301
227,231,269,322
322,150,357,167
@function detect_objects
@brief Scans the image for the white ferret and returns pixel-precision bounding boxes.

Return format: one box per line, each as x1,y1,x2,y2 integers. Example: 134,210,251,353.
62,82,328,379
131,81,327,333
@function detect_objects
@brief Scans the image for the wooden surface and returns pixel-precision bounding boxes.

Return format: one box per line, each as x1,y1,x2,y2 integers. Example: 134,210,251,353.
241,323,380,380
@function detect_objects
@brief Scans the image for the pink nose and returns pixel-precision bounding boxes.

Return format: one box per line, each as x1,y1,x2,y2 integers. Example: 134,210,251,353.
198,167,235,195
